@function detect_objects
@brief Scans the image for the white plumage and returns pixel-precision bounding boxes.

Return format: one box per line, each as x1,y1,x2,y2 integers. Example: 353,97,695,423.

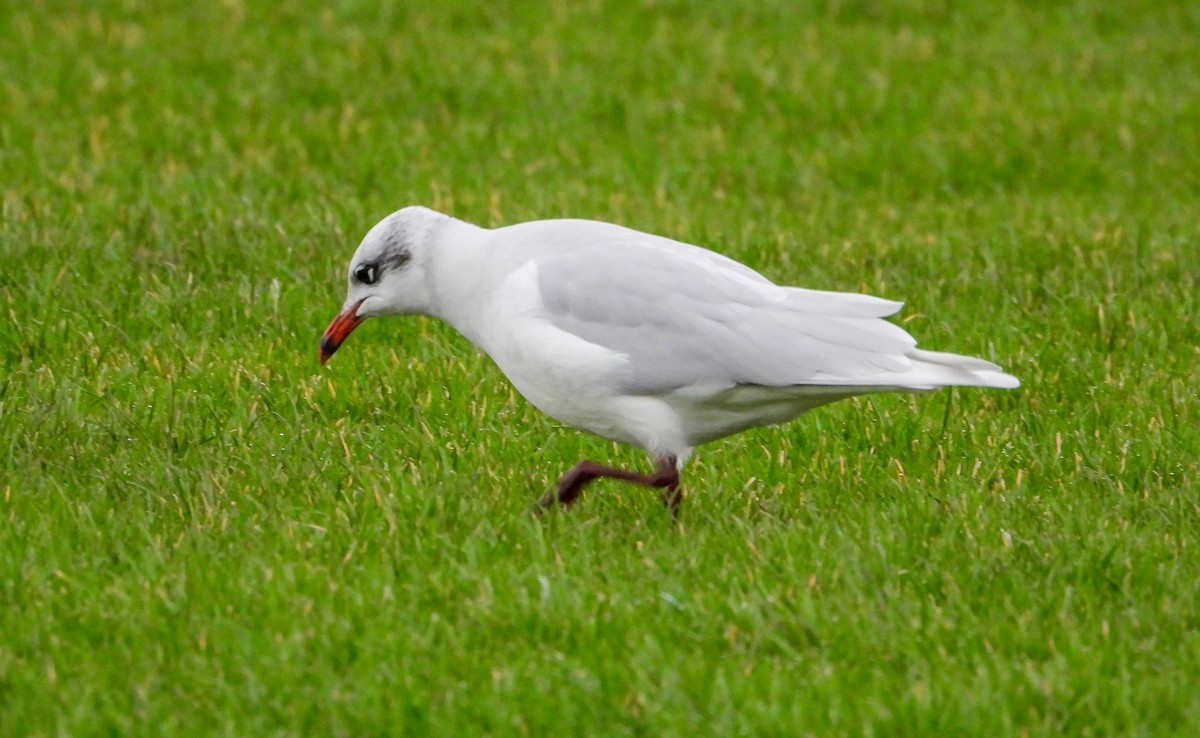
320,206,1018,512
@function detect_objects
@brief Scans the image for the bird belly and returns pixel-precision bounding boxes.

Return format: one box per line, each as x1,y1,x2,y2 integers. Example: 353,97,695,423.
665,383,867,447
482,318,692,457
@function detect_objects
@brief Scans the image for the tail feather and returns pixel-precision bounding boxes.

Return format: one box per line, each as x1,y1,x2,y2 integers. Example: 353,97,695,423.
903,348,1021,390
803,347,1020,390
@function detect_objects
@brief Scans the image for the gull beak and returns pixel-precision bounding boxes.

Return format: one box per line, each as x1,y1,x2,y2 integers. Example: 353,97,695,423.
319,299,366,365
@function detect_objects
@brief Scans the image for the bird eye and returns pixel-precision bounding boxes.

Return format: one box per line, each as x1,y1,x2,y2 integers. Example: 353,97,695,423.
354,263,378,285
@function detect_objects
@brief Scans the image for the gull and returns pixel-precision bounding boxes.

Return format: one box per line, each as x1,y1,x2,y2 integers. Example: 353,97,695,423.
319,206,1018,513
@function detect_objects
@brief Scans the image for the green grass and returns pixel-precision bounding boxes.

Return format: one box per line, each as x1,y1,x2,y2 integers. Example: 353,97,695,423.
2,0,1199,735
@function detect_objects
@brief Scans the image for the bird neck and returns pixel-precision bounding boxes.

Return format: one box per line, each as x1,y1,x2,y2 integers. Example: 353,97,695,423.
425,218,496,345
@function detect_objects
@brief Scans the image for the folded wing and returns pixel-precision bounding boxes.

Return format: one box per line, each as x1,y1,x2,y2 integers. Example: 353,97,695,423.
528,223,1017,394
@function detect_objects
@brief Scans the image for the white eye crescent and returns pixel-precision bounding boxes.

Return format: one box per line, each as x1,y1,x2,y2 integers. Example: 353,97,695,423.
354,263,378,285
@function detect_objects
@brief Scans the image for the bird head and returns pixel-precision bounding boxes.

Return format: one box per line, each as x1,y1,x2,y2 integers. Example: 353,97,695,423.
319,207,445,364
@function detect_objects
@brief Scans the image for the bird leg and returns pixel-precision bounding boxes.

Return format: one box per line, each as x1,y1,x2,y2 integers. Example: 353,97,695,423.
539,455,682,514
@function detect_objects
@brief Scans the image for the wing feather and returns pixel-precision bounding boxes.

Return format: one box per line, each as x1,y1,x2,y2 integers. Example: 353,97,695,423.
524,222,926,393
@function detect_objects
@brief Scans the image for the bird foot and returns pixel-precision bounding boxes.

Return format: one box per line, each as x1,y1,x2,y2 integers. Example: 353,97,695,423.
538,456,681,515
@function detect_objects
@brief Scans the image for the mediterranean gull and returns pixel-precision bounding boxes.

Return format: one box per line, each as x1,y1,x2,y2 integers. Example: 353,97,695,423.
319,206,1019,513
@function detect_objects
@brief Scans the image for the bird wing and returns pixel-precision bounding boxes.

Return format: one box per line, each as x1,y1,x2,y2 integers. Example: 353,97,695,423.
516,220,919,394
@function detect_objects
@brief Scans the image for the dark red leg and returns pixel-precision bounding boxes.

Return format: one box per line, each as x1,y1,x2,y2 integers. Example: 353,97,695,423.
539,455,682,514
660,470,683,516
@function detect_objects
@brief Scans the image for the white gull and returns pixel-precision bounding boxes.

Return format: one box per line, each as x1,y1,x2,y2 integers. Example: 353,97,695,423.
320,206,1018,513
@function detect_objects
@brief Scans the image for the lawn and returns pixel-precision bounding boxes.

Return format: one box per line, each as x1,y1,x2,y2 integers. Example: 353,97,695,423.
2,1,1198,735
